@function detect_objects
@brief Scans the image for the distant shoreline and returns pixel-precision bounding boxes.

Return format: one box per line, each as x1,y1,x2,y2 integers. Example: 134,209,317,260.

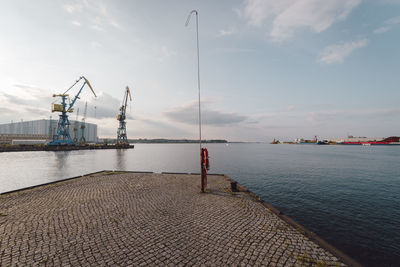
124,139,264,144
101,138,229,144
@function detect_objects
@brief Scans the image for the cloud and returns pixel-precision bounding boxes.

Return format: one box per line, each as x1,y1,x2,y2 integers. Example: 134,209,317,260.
134,117,191,138
219,28,236,36
90,41,103,48
62,0,120,31
374,26,390,34
0,82,124,124
242,0,361,41
74,91,124,120
318,39,368,64
164,101,248,126
374,16,400,34
386,16,400,25
159,46,176,61
71,20,81,27
63,3,84,14
0,85,53,123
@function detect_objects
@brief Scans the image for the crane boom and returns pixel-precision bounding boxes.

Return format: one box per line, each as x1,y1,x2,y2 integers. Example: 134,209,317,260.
68,76,96,111
127,86,132,101
82,76,97,97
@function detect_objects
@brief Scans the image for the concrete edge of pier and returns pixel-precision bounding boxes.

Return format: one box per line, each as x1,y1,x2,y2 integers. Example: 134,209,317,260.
1,170,362,267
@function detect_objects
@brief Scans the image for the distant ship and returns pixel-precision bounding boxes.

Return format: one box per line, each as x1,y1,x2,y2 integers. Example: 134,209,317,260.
343,136,400,145
296,136,318,144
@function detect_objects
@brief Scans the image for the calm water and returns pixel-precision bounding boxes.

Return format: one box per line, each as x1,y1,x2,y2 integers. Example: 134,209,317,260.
0,143,399,266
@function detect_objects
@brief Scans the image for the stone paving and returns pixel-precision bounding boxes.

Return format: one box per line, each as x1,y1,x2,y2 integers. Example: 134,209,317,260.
0,172,346,266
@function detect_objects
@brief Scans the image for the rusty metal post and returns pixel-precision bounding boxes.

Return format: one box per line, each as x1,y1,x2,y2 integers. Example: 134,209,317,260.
201,166,207,193
200,148,208,193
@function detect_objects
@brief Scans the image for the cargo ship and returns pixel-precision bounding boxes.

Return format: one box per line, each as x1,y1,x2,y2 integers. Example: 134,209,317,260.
342,136,400,145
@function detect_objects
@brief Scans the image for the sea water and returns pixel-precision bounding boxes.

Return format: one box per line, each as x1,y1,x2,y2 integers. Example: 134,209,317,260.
0,143,399,266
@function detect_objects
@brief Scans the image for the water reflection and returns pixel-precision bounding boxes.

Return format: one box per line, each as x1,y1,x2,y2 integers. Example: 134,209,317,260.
115,149,126,170
54,151,71,170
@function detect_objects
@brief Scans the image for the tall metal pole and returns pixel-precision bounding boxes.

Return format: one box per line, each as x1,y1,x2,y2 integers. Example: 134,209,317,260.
186,10,202,176
195,12,202,156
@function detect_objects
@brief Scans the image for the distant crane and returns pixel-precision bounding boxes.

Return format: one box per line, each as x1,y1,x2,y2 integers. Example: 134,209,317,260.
73,108,80,143
49,76,96,146
80,102,87,144
116,86,132,146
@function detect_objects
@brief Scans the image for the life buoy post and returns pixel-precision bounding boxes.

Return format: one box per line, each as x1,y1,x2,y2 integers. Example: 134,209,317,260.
201,148,209,192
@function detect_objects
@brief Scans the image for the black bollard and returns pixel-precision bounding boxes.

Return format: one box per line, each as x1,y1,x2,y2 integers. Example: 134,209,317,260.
231,181,238,192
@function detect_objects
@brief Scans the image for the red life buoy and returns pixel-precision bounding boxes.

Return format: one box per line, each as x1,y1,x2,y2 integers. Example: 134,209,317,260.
202,148,210,170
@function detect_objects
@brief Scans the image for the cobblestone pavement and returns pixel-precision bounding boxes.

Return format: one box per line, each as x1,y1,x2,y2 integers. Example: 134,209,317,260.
0,172,346,266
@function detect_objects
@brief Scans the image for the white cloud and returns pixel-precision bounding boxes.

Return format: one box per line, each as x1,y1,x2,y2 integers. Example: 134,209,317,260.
219,28,236,36
71,20,81,26
373,16,400,34
386,16,400,25
0,85,53,123
89,16,104,31
63,3,84,14
318,39,368,64
62,0,121,31
374,26,389,34
242,0,361,41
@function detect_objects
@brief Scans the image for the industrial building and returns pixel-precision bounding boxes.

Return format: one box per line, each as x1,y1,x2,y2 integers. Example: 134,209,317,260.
0,119,98,143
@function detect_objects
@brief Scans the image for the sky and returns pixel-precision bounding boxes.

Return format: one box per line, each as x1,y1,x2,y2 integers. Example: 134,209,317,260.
0,0,399,142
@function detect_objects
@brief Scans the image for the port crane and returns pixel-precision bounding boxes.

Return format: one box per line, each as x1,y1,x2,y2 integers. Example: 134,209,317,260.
49,76,96,146
116,86,132,146
79,102,87,144
73,108,79,143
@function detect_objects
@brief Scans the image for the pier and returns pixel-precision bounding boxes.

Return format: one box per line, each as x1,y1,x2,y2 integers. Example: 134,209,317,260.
0,144,134,153
0,172,357,266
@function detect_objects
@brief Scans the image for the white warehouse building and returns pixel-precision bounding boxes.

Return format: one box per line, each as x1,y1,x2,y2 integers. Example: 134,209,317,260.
0,119,98,143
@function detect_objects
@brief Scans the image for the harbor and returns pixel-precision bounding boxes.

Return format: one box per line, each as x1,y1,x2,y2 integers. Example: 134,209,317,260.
0,171,357,266
0,78,134,150
1,1,399,266
271,136,400,145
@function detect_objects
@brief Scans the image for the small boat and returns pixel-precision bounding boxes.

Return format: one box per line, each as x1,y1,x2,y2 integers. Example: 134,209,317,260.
317,140,329,145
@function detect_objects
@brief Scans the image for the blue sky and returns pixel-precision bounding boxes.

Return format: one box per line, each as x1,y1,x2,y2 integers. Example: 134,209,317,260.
0,0,399,141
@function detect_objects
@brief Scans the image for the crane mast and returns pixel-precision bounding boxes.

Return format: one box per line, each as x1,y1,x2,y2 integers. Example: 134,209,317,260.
80,102,87,144
73,108,80,143
49,76,96,146
116,86,132,146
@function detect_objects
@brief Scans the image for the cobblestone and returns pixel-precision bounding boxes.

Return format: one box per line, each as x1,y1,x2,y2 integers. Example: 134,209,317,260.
0,172,346,266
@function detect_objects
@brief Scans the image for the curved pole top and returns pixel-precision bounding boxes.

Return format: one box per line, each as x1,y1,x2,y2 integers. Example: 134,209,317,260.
185,9,198,27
